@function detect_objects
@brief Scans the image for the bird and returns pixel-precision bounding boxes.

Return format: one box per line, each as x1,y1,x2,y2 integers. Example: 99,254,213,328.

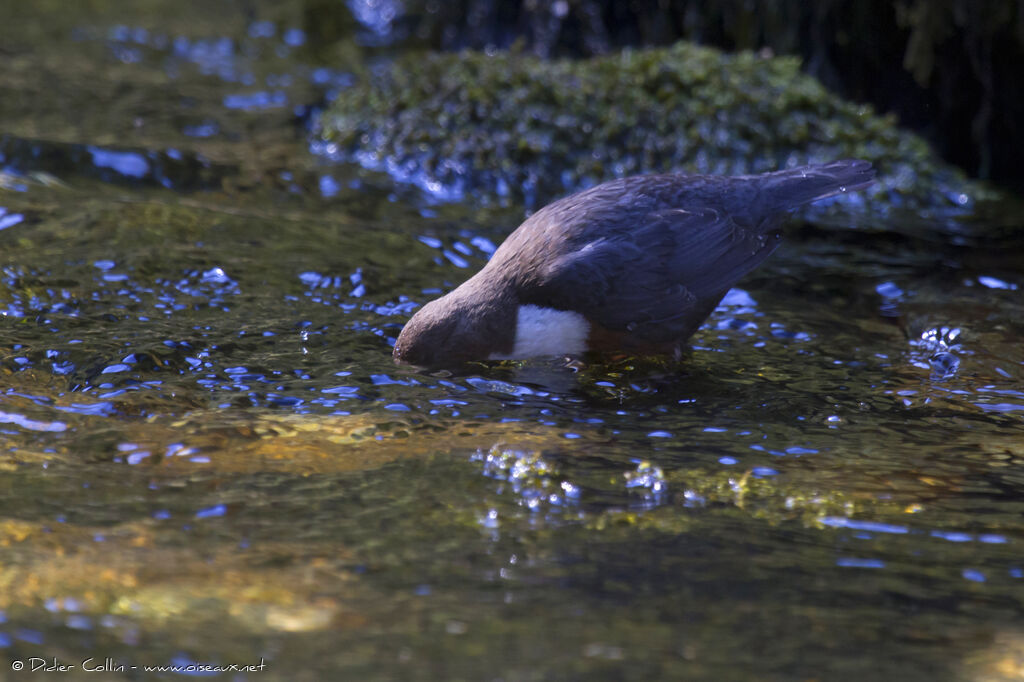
393,159,875,367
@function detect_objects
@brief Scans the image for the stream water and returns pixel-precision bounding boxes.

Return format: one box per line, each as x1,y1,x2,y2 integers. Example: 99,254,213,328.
1,3,1023,681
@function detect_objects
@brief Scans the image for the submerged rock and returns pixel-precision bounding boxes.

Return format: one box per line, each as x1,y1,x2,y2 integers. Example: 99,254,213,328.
319,41,985,211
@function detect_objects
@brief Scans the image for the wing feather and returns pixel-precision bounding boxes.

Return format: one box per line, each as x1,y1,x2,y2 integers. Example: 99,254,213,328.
522,206,780,341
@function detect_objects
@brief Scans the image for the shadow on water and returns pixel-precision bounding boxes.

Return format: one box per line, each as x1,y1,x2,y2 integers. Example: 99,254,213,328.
1,2,1024,681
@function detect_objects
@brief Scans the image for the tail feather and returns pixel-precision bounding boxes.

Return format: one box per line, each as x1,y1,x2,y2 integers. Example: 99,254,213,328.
760,159,875,210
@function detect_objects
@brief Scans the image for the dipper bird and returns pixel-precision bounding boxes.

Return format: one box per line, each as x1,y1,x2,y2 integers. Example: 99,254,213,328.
393,160,875,367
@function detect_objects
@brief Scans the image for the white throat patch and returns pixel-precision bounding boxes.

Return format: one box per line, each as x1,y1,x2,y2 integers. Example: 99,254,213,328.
488,305,590,360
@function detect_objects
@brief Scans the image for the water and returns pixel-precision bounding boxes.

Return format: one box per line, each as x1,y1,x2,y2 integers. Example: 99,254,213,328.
2,3,1024,680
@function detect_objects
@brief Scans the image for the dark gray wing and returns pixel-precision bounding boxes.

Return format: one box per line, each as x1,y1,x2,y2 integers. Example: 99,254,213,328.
522,207,780,342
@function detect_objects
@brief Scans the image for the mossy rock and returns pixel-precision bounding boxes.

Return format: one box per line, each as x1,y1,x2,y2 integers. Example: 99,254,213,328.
320,41,984,212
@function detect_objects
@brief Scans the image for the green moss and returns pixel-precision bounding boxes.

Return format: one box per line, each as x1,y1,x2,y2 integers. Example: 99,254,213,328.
321,41,986,210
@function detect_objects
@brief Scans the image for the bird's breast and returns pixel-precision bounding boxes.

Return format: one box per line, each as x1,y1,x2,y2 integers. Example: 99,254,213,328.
487,304,590,360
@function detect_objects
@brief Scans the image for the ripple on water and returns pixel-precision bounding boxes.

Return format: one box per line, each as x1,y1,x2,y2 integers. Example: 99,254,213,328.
624,461,668,508
0,207,26,230
975,275,1018,290
471,445,582,516
836,557,886,569
908,325,964,380
0,410,68,433
820,517,909,534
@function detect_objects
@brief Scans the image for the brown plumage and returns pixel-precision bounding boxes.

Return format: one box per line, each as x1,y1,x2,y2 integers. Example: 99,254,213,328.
394,160,875,367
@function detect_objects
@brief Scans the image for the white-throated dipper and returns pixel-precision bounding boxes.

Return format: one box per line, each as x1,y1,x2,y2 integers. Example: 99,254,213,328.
393,160,875,367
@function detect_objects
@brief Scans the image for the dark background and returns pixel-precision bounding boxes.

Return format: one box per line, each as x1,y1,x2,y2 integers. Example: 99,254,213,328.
310,0,1023,190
